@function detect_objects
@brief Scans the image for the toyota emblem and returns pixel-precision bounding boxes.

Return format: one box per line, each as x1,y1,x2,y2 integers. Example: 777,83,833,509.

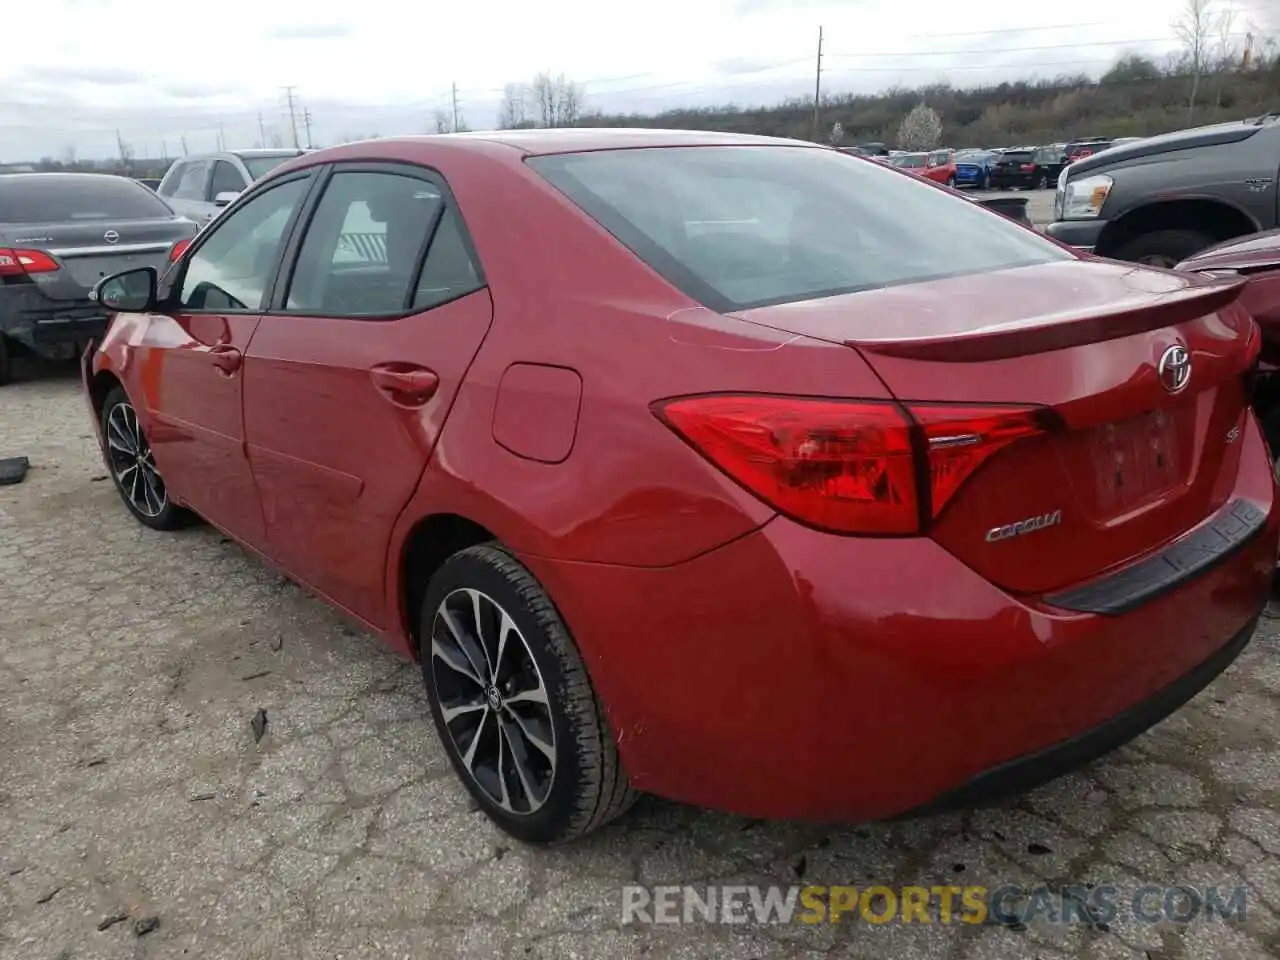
1157,343,1191,395
103,230,120,244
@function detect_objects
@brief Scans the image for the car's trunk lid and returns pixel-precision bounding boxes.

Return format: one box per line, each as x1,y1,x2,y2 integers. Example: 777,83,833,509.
731,259,1259,595
9,218,192,291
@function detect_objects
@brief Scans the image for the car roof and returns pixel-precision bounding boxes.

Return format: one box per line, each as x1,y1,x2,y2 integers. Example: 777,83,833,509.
323,128,819,158
0,172,135,183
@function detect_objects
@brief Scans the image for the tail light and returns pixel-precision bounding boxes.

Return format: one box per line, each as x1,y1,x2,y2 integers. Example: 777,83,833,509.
655,394,1049,535
169,238,192,262
0,248,59,277
1020,163,1036,172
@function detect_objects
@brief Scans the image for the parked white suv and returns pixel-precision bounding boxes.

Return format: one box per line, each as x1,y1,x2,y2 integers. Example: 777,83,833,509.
156,149,306,226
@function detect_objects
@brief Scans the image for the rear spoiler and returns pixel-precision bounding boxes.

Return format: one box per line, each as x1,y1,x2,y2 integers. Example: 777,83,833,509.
846,276,1248,363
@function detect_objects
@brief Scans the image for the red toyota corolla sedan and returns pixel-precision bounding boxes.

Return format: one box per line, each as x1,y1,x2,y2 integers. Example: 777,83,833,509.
80,130,1278,844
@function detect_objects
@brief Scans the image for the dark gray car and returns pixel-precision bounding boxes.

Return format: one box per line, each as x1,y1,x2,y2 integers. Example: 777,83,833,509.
0,173,197,384
1047,113,1280,266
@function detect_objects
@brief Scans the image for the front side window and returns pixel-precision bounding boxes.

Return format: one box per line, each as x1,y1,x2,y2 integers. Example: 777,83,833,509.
209,161,247,199
285,171,455,316
530,145,1069,312
177,178,309,311
171,161,210,201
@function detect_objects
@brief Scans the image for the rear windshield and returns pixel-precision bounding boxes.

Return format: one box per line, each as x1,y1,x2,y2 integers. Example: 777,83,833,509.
529,146,1069,312
0,176,173,223
1002,151,1035,162
241,155,298,180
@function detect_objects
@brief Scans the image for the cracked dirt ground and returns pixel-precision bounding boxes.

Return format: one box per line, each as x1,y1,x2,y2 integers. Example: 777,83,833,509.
2,373,1280,960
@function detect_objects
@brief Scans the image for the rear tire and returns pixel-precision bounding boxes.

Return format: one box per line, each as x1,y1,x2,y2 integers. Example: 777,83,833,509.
100,386,192,531
1114,229,1218,268
1036,174,1049,190
0,334,11,387
419,543,638,844
946,175,956,188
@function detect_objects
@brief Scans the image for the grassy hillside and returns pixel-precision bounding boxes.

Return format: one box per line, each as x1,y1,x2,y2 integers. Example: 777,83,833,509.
575,54,1280,148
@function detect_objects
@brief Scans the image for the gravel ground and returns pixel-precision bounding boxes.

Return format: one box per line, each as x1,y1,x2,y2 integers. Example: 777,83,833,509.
1,369,1279,960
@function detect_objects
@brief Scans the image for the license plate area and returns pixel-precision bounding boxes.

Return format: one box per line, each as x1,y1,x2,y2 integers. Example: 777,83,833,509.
1077,405,1187,515
63,254,163,287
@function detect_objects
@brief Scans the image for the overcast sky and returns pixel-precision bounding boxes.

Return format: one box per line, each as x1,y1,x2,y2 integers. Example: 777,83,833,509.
1,0,1272,161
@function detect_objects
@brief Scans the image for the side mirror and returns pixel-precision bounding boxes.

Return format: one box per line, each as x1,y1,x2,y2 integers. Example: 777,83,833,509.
90,267,158,312
214,191,240,207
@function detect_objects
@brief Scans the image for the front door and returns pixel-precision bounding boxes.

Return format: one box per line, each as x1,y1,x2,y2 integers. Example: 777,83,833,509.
242,163,493,626
142,172,315,551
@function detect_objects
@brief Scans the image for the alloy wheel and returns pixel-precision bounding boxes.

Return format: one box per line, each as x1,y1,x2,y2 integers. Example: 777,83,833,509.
429,587,557,815
105,402,167,518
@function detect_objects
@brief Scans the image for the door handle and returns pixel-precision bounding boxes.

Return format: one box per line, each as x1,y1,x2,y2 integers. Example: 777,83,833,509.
369,365,439,406
209,344,243,374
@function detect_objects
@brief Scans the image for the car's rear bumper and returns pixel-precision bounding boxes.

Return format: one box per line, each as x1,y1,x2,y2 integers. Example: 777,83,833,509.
1,286,109,358
525,412,1278,822
1045,218,1106,252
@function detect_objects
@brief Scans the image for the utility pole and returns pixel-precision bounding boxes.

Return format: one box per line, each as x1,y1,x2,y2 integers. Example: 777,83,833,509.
451,82,460,132
180,133,189,155
811,26,824,142
115,128,128,167
303,108,314,148
161,140,168,161
257,111,267,148
216,123,225,151
283,86,301,148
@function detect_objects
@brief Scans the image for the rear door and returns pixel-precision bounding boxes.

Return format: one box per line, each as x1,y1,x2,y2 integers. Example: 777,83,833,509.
242,162,494,626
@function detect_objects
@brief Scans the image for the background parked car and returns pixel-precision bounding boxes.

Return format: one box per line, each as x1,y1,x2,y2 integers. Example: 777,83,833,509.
990,146,1067,190
1048,113,1280,266
134,178,162,192
892,152,928,172
921,149,957,186
953,150,997,189
0,173,196,384
1065,137,1114,161
157,149,306,226
1177,228,1280,455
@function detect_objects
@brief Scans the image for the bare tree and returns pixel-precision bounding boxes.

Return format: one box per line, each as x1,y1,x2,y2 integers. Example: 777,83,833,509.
1172,0,1216,122
1213,6,1236,111
896,103,943,151
179,133,189,155
59,143,77,166
432,109,468,133
529,72,585,128
498,82,529,129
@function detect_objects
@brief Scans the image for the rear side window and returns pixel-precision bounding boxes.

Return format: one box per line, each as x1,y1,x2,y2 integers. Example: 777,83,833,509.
0,176,175,223
285,170,482,316
529,146,1069,312
242,155,297,180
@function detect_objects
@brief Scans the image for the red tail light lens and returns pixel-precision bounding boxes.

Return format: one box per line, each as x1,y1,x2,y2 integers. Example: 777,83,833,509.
908,403,1045,519
656,395,1047,535
0,248,59,276
169,238,192,262
1020,163,1036,171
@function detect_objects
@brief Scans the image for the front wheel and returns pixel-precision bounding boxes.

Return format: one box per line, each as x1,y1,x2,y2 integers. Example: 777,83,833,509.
1113,229,1218,269
420,543,637,843
946,176,956,188
100,386,192,530
1036,174,1049,190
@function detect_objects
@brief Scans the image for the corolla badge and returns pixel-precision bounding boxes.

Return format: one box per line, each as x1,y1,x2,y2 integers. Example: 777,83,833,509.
1157,343,1191,395
986,509,1063,543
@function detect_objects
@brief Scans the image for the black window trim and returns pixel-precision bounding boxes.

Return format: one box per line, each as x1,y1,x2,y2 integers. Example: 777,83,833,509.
160,169,321,316
263,159,488,323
